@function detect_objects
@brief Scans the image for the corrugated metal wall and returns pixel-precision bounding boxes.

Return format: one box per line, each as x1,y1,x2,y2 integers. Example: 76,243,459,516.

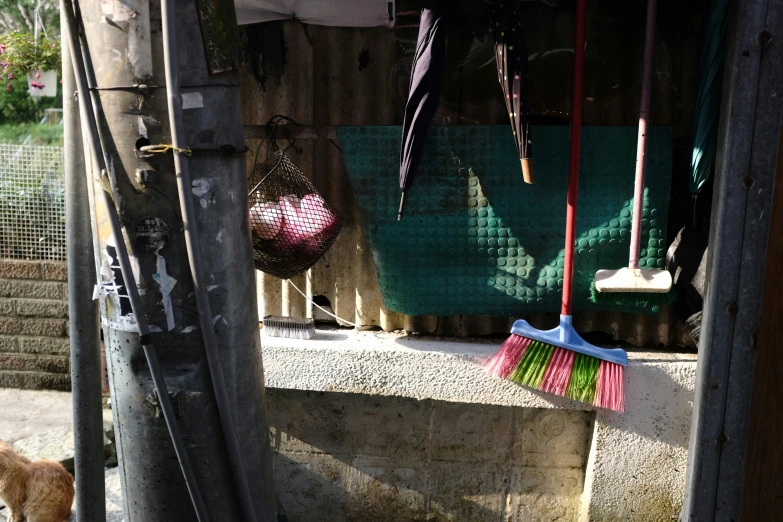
241,1,707,347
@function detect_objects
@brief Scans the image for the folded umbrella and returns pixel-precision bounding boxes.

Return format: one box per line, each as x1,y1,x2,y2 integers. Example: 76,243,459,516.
492,0,533,183
398,0,447,220
690,0,729,195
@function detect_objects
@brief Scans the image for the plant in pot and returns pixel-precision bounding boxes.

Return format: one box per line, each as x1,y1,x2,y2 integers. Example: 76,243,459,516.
0,32,60,98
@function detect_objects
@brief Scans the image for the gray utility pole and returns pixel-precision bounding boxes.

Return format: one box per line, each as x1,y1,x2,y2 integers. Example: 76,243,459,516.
62,3,106,520
682,0,783,519
70,0,277,519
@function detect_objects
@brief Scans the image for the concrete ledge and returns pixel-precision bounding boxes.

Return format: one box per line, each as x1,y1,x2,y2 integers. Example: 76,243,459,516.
262,329,695,410
261,329,697,521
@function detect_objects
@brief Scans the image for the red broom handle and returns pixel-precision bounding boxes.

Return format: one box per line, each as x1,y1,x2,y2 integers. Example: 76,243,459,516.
561,0,586,316
629,0,658,270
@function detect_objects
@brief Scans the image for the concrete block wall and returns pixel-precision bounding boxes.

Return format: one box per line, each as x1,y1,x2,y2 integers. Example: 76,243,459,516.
262,331,695,521
0,260,70,391
267,389,594,521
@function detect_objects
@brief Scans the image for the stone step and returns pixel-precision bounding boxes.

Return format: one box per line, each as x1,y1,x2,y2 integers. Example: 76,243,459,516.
12,421,116,474
0,370,70,391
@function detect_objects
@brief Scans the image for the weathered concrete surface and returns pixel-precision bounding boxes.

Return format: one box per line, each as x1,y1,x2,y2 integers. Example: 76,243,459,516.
0,388,119,522
0,388,73,444
263,329,582,409
268,389,593,521
579,358,695,522
12,413,116,473
263,330,697,521
12,425,76,472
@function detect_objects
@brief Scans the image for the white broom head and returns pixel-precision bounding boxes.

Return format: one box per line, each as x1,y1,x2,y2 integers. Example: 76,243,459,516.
594,267,672,293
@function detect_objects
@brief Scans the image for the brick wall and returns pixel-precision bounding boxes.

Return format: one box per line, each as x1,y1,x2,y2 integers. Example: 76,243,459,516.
0,260,70,391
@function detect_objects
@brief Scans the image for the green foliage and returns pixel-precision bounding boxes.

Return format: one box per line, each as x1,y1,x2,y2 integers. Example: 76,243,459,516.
0,32,61,84
0,123,62,145
0,77,60,125
0,1,60,35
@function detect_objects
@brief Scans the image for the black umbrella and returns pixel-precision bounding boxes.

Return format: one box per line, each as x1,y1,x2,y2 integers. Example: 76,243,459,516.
398,0,447,220
492,1,533,183
690,0,729,195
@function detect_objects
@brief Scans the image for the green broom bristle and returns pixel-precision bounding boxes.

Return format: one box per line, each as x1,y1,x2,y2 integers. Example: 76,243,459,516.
589,279,677,311
509,341,555,388
565,353,600,403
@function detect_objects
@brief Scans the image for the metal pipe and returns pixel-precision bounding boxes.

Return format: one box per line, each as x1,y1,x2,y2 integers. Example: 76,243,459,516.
281,278,291,317
159,1,260,520
306,269,314,319
62,3,209,520
62,4,105,518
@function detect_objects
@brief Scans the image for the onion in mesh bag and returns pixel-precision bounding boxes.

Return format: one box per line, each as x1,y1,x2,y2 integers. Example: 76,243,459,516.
249,201,283,240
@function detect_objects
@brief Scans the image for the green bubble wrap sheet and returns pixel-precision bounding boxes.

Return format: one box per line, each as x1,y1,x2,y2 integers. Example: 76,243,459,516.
338,125,672,316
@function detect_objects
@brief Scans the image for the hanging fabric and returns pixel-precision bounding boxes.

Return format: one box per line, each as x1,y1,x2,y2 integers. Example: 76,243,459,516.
397,0,447,220
492,0,533,183
690,0,729,194
235,0,395,27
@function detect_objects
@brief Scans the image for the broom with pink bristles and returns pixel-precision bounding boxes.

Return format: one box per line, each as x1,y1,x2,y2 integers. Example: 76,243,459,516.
485,0,627,412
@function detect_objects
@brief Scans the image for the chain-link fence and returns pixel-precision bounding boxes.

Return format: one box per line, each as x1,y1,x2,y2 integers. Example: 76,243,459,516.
0,144,65,261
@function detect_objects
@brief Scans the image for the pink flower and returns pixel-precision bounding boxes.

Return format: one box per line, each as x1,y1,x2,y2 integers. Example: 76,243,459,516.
5,84,10,92
7,74,13,80
35,73,39,79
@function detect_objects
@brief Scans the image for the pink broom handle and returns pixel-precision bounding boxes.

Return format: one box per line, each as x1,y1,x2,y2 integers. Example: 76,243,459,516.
561,0,586,317
629,0,658,270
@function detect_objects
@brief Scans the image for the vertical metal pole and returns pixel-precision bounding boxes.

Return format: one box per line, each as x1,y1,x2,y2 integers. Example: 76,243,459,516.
62,4,105,520
305,269,314,319
281,279,291,317
74,0,277,519
682,0,783,519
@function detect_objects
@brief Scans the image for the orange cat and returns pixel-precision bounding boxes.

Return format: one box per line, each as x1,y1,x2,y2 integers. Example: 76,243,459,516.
0,439,74,522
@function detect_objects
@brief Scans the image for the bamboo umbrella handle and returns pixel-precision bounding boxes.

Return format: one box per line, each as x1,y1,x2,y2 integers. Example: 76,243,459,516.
521,158,534,184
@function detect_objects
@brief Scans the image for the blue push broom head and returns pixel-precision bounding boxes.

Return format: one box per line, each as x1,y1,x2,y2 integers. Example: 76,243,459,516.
510,315,628,367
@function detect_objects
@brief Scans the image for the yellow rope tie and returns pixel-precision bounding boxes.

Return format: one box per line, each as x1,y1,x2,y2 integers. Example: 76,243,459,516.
140,144,192,156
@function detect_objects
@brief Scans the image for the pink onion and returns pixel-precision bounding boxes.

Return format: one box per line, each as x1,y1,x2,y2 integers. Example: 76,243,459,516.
249,201,283,240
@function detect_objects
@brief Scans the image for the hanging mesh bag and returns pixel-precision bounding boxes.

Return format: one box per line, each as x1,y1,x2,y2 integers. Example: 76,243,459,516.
248,150,343,279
